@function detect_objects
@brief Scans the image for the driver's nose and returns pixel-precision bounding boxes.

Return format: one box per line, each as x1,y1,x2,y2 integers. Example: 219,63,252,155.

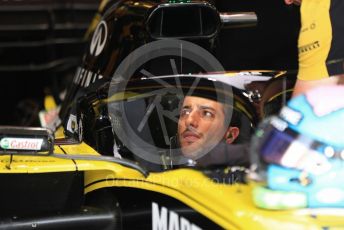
185,110,199,128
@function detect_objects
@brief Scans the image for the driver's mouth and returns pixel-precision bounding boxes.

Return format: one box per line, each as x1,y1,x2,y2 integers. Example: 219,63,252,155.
182,130,201,144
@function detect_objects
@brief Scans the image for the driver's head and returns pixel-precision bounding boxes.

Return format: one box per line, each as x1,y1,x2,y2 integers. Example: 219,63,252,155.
178,96,239,160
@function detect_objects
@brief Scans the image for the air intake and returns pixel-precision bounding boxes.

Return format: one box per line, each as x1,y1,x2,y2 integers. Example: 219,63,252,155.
146,3,221,39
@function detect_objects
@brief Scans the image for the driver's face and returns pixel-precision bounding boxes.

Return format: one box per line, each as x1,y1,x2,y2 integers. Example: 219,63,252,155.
178,96,226,159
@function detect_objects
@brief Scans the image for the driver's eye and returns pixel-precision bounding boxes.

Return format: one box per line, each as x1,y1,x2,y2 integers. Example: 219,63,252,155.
180,108,191,117
201,110,214,119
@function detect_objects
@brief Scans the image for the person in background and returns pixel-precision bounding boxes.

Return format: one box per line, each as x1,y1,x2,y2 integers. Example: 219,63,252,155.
285,0,344,97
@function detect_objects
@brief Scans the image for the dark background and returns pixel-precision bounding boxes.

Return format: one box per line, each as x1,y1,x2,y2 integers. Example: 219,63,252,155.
215,0,300,71
0,0,300,125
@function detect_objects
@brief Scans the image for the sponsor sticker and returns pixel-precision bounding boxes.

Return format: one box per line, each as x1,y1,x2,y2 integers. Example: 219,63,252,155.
152,202,201,230
0,138,43,151
66,114,78,134
90,20,108,56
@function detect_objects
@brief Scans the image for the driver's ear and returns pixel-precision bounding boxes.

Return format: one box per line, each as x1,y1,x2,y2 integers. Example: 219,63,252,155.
224,127,240,144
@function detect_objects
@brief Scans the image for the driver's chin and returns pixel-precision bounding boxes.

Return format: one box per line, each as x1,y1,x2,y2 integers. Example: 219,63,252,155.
181,145,200,160
181,133,225,161
181,139,209,160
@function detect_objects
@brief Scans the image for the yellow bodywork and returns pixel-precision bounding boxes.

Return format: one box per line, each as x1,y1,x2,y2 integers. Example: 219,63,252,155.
1,140,344,229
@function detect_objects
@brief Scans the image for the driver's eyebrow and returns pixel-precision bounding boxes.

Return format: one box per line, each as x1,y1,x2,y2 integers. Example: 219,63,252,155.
198,105,216,112
181,104,216,112
181,105,192,109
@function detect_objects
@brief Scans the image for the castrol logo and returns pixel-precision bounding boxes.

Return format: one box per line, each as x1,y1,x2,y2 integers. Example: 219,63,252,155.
0,138,43,151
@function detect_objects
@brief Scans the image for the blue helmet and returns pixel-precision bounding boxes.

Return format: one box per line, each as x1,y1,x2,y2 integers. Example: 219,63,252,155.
251,85,344,209
285,86,344,148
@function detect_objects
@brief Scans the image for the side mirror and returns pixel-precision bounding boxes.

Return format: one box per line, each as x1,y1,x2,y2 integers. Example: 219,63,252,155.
220,12,257,29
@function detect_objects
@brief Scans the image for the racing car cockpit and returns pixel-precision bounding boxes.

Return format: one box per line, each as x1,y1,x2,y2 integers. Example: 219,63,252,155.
63,66,284,175
106,74,254,171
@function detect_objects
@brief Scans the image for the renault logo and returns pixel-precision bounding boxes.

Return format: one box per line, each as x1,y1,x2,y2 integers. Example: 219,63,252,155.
90,20,108,56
